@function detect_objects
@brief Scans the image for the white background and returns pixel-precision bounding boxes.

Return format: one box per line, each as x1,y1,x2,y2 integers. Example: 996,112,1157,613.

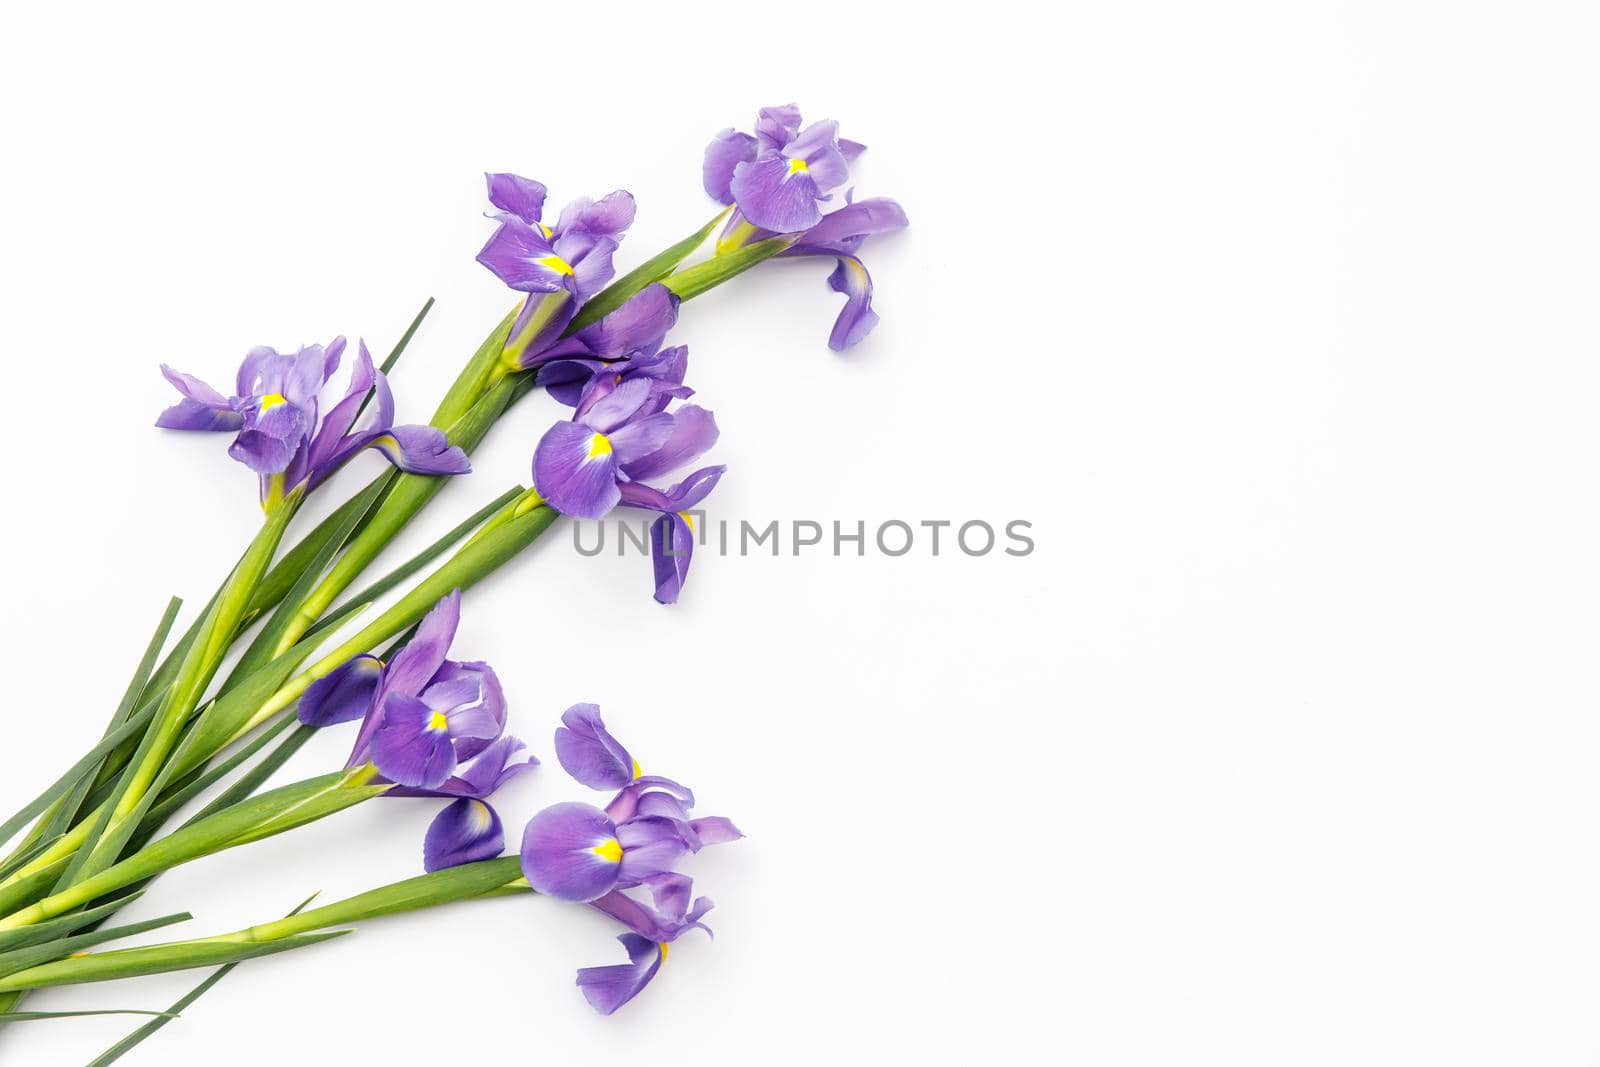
2,1,1598,1063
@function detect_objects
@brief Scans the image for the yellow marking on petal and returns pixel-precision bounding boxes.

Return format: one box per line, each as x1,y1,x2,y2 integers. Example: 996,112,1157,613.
658,942,668,961
537,254,575,276
427,711,449,732
632,758,643,780
587,432,613,459
538,222,553,239
678,511,695,533
258,392,287,413
787,157,809,176
592,838,624,863
469,800,492,830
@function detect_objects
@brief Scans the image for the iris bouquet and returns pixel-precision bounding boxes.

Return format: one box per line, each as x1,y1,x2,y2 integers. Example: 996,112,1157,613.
0,104,905,1061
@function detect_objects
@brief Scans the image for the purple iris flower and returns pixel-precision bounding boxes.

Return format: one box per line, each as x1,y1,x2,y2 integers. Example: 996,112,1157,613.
520,704,741,902
476,174,636,370
297,591,536,871
157,338,469,504
521,704,741,1014
703,105,908,350
531,365,719,521
703,103,863,234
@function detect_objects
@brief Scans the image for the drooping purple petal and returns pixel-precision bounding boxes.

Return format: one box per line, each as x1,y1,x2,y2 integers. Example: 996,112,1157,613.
576,934,663,1015
297,654,382,727
557,232,619,304
156,367,242,431
575,376,657,434
823,255,879,350
369,692,457,790
729,154,824,234
476,218,573,293
646,513,690,605
423,798,506,872
485,172,549,227
793,197,909,252
590,873,713,943
617,404,719,483
360,425,471,476
554,704,636,790
703,129,758,203
533,420,623,519
520,802,624,902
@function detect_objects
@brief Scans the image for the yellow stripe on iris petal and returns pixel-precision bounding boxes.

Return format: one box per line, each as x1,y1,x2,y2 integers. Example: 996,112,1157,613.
258,392,287,413
592,838,623,863
587,432,613,460
537,254,575,276
787,157,809,176
427,711,449,732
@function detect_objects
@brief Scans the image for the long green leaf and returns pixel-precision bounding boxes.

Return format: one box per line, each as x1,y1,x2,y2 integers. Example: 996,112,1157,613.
0,912,192,977
0,930,349,992
0,893,147,954
88,892,321,1066
302,484,525,642
0,698,164,852
3,772,384,931
0,1009,177,1022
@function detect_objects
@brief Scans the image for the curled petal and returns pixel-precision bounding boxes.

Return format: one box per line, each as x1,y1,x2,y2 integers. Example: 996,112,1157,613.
795,197,909,252
824,255,879,351
702,129,758,203
605,775,694,823
423,798,505,872
554,190,636,240
688,816,744,847
533,420,622,519
520,802,623,902
649,512,694,605
571,283,680,361
297,654,382,727
576,934,663,1015
554,704,635,790
754,103,804,151
331,424,470,481
618,404,719,483
558,232,619,304
616,816,692,885
485,172,548,227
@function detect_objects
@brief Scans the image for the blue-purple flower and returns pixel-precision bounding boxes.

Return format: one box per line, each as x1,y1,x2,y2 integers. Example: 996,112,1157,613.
617,465,726,605
703,104,908,351
157,338,468,506
298,591,535,871
476,174,636,370
531,361,718,522
519,704,742,1014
